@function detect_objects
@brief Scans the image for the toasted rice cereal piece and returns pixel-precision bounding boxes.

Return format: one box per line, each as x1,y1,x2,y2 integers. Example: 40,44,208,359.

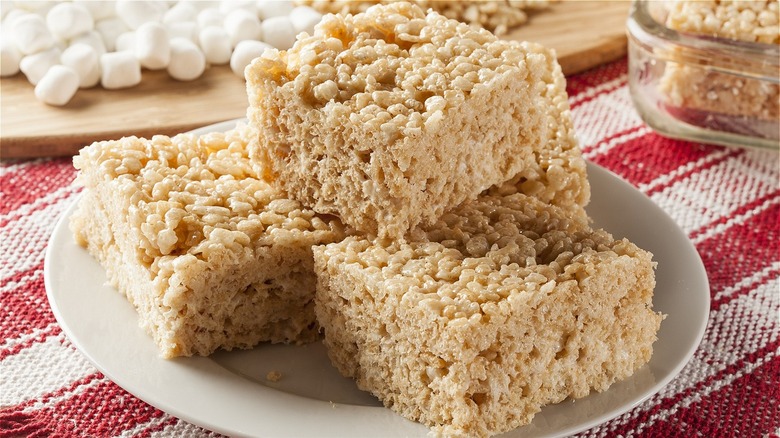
71,124,347,358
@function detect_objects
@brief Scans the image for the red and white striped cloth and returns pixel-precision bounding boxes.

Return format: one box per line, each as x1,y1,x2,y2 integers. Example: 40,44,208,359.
1,58,778,437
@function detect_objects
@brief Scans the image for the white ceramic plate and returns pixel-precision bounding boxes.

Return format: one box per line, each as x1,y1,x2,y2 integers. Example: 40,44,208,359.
45,121,709,438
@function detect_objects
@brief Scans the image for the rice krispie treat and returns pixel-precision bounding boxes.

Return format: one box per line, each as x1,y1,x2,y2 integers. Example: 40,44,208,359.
247,2,584,239
665,0,779,44
71,125,347,358
483,50,589,218
295,0,554,35
314,193,662,437
659,0,779,123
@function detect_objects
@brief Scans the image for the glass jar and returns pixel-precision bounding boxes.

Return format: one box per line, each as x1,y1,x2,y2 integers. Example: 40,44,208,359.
627,0,779,150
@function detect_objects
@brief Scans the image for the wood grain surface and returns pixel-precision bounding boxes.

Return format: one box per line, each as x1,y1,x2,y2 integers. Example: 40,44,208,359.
0,1,629,160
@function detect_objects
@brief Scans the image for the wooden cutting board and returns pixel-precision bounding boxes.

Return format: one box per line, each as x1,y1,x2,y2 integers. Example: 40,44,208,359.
0,1,629,159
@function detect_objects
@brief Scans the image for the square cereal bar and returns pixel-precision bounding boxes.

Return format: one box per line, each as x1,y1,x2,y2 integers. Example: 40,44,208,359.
659,0,779,122
71,125,346,358
665,0,779,44
247,2,587,239
314,193,662,437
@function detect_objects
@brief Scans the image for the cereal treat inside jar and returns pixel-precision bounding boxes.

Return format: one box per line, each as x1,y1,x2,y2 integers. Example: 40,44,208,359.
659,0,779,130
247,2,586,240
70,125,347,358
314,193,663,437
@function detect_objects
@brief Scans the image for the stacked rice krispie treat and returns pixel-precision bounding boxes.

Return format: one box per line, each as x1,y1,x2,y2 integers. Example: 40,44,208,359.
71,125,347,358
247,1,587,240
245,2,662,437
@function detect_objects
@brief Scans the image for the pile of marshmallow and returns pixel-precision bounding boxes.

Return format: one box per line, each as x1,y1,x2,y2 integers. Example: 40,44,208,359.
0,1,323,106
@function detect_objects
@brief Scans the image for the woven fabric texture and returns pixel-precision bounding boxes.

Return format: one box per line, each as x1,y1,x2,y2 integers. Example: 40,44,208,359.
1,58,778,437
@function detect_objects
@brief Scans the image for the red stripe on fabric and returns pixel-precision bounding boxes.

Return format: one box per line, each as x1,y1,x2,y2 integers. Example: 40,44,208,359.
0,160,75,216
12,372,105,412
690,189,780,241
29,380,167,437
588,133,732,189
0,324,61,361
580,125,645,154
696,203,780,298
0,408,54,438
38,372,104,405
606,339,780,436
0,261,44,289
566,58,628,97
0,273,56,345
633,347,780,437
135,416,180,438
641,150,742,197
568,76,627,110
0,184,80,229
711,268,780,312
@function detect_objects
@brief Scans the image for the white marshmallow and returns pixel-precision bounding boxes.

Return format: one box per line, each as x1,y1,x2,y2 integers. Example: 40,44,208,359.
115,30,136,52
261,15,296,50
69,30,106,55
100,50,141,89
3,8,27,28
0,36,22,76
53,36,66,51
12,1,56,13
60,43,100,87
162,2,197,24
219,0,256,16
31,2,57,18
46,3,93,40
95,17,129,52
223,8,261,48
167,37,204,81
256,0,293,20
34,64,79,106
230,39,270,79
166,21,198,44
289,6,322,35
73,0,116,21
196,7,223,29
178,0,219,12
19,46,60,84
135,21,169,69
198,25,230,64
1,1,16,21
1,1,9,17
11,13,54,55
115,0,168,29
